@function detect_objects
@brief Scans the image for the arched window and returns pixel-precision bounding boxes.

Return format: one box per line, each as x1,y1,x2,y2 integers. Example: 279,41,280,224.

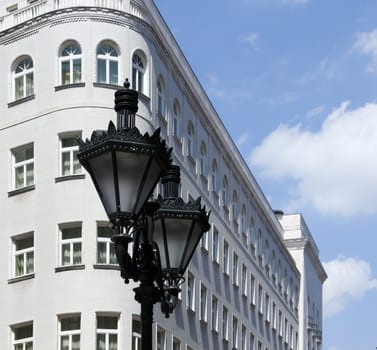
211,159,218,192
187,122,195,158
232,191,238,222
172,100,180,138
59,43,82,85
222,176,229,207
200,142,208,176
13,56,34,100
157,76,166,118
96,44,119,85
132,53,145,93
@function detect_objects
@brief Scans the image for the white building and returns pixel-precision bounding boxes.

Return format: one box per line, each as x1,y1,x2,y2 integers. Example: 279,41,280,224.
0,0,327,349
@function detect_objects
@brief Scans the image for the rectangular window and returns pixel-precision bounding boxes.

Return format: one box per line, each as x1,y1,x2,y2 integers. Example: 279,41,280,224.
59,315,81,350
250,273,256,305
200,283,207,322
187,272,195,311
258,284,263,314
241,264,247,296
284,318,288,344
60,224,82,266
60,135,81,176
223,240,229,275
222,306,228,341
265,293,270,322
241,325,246,350
172,337,181,350
13,233,34,277
232,253,239,286
12,144,34,190
12,323,33,350
200,231,208,252
278,310,283,337
250,333,255,350
257,341,262,350
157,327,165,350
97,225,117,265
212,228,219,263
96,315,118,350
132,317,141,350
232,316,238,349
272,302,277,330
211,295,218,332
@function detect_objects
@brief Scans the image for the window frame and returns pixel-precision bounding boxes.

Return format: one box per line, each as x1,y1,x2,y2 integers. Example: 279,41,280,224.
59,223,82,267
200,282,208,322
58,314,81,350
96,43,119,85
12,143,34,190
96,223,117,265
96,314,119,350
12,322,33,350
13,56,34,101
59,133,82,177
12,232,34,278
157,76,166,118
132,52,146,94
59,43,82,86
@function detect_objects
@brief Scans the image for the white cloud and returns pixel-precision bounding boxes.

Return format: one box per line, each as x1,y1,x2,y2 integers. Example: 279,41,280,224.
323,256,377,318
306,105,325,119
354,28,377,72
249,101,377,216
242,32,259,49
236,133,250,147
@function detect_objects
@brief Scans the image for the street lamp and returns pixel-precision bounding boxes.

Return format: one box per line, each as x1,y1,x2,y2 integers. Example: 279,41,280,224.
77,79,210,350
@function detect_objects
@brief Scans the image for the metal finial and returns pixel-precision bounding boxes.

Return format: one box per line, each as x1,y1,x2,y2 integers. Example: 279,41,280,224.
124,78,130,89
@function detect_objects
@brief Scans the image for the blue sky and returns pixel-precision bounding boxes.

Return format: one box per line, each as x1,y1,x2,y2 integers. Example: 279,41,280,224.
154,1,377,349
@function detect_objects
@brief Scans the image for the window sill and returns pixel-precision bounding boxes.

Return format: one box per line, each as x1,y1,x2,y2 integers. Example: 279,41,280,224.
8,273,35,284
8,94,35,108
93,82,122,90
55,174,85,183
93,264,120,270
55,264,85,273
8,185,35,197
55,82,86,91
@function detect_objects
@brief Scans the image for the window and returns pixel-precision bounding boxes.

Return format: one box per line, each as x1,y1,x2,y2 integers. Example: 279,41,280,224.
13,56,34,100
59,43,82,85
97,44,119,85
257,230,263,266
13,233,34,278
284,318,288,344
132,53,146,93
223,240,229,275
211,159,218,192
212,228,219,263
250,333,255,350
199,142,208,176
156,327,165,350
241,325,246,350
258,284,263,314
12,144,34,190
249,218,256,256
257,341,262,350
211,295,218,332
60,135,81,176
97,225,117,265
157,77,166,118
232,316,238,349
222,176,228,207
250,273,256,305
272,302,277,330
265,293,270,322
12,323,33,350
132,317,141,350
241,264,247,296
200,283,208,322
278,310,283,337
172,100,181,139
187,122,195,158
59,315,81,350
232,191,238,222
172,337,181,350
232,253,239,286
59,224,82,266
96,315,118,350
222,306,229,341
200,230,208,252
241,206,247,245
187,272,195,311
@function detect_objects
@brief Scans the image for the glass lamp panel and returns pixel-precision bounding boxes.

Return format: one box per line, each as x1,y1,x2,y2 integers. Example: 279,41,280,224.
180,221,203,272
86,152,117,216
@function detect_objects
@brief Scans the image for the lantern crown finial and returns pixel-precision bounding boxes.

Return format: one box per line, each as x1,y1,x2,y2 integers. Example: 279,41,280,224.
114,77,138,129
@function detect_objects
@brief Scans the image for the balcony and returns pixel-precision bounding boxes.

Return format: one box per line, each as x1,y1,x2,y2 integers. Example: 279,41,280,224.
0,0,146,32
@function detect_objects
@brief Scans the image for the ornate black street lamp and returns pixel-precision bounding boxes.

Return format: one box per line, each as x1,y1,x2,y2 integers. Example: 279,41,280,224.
77,80,210,350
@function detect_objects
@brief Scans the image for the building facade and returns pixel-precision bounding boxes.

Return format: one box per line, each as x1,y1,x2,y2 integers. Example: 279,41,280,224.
0,0,327,349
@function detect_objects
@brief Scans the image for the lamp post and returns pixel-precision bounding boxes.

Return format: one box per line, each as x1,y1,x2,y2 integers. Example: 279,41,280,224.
77,79,210,350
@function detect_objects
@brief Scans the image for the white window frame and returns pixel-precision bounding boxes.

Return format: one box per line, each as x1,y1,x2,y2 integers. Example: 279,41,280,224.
222,306,229,341
199,142,208,176
132,316,141,350
200,230,208,252
222,176,228,207
223,240,229,275
232,252,239,286
265,293,271,322
211,159,218,192
13,57,34,101
232,316,238,349
232,191,238,223
59,315,81,350
97,224,117,265
241,325,246,350
250,273,256,305
172,337,181,350
157,77,166,118
172,100,181,139
96,44,119,85
250,333,255,350
156,326,166,350
187,122,195,158
200,282,208,322
12,143,34,190
12,322,33,350
258,284,263,314
96,315,119,350
186,271,195,311
212,228,219,263
59,224,82,267
59,134,81,177
241,264,247,296
59,43,82,85
132,53,146,94
12,232,34,278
